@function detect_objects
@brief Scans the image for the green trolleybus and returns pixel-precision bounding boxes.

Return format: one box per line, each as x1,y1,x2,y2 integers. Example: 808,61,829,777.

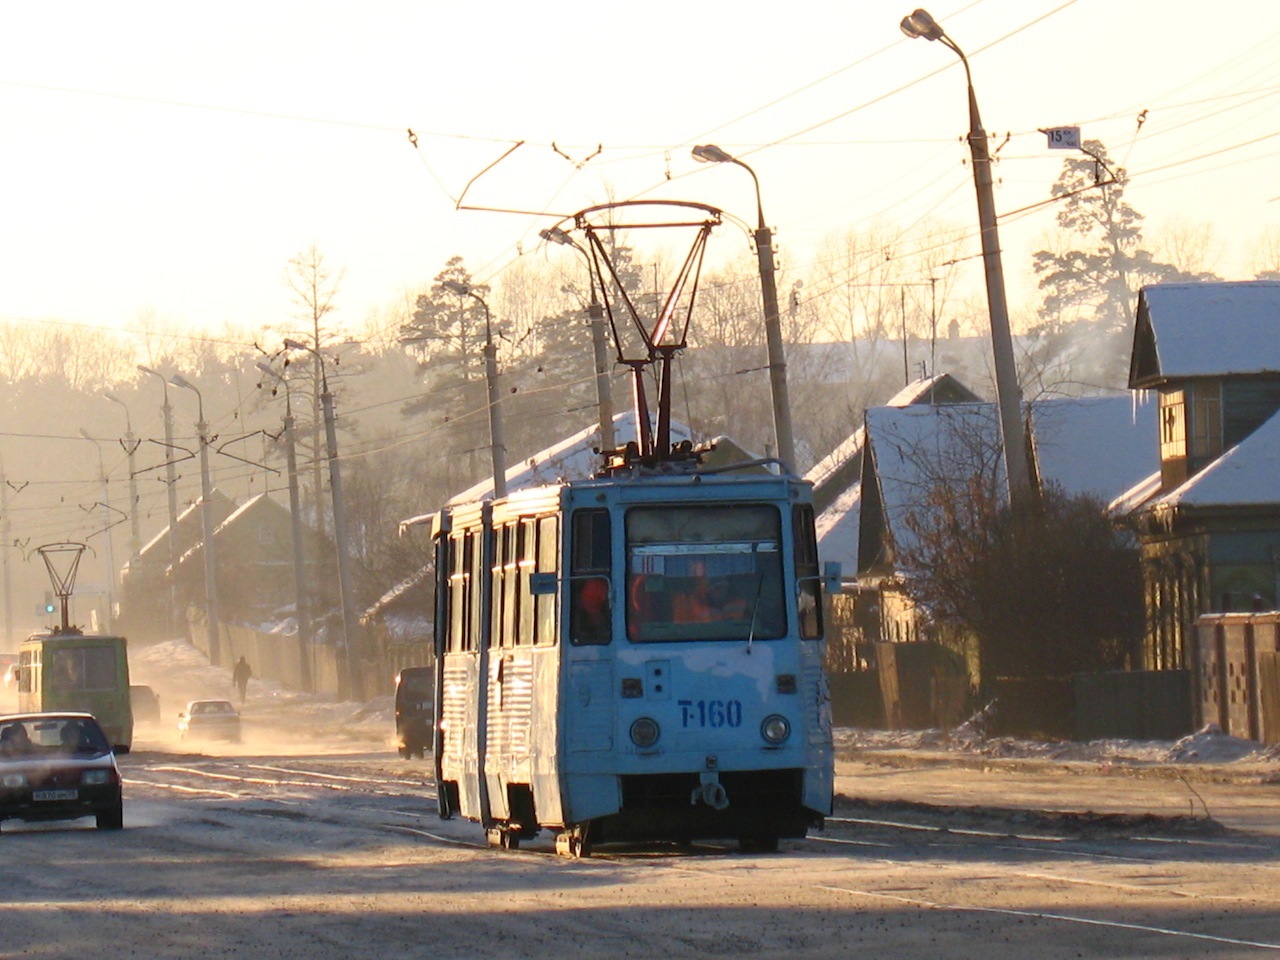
16,629,133,753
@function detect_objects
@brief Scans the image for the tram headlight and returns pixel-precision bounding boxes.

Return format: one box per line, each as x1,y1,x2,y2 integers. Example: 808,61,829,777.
760,714,791,745
629,717,660,748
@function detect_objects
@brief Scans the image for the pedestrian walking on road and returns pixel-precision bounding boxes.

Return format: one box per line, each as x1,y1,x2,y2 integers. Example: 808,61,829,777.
232,656,252,704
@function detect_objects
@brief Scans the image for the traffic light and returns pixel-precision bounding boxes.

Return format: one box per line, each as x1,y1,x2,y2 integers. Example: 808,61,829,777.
43,591,56,614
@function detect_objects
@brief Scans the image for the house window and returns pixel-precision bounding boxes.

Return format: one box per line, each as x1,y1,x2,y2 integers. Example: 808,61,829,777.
1159,389,1186,460
1189,381,1223,462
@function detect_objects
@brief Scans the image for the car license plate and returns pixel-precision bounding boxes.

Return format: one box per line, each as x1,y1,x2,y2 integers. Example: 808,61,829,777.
33,789,78,801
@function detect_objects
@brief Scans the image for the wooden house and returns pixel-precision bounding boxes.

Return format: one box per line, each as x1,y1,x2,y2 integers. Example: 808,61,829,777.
1123,281,1280,673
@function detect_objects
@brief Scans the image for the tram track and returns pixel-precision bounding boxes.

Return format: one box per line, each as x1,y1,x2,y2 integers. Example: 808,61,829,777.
122,752,1280,943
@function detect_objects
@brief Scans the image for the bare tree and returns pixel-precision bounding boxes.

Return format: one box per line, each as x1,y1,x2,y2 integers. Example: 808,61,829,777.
889,408,1143,688
285,245,345,536
1247,225,1280,280
1152,216,1225,279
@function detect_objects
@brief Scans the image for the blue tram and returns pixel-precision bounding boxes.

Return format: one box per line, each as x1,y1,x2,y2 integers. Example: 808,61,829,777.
429,200,834,855
430,464,833,854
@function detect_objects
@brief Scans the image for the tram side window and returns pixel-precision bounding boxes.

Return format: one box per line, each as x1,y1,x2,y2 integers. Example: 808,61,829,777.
794,504,823,639
434,536,449,656
447,533,471,653
490,523,511,649
490,523,521,649
570,509,612,645
517,519,537,645
17,650,34,694
535,516,558,645
469,531,485,652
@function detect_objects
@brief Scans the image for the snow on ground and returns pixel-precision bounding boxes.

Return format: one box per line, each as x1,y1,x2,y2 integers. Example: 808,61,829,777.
837,724,1280,769
130,637,1280,769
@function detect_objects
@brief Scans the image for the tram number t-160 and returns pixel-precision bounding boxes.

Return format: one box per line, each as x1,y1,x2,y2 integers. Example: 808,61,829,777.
678,699,743,729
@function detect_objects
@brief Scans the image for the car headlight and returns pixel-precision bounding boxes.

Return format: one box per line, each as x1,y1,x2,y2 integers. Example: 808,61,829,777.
2,773,27,788
761,714,791,745
82,769,111,785
629,717,660,748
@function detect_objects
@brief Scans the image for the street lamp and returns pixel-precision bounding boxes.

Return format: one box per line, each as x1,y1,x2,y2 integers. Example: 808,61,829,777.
539,227,616,452
77,428,116,632
691,144,796,473
137,364,181,639
255,361,313,692
442,281,508,499
900,8,1034,511
282,338,362,700
169,372,222,666
104,392,141,559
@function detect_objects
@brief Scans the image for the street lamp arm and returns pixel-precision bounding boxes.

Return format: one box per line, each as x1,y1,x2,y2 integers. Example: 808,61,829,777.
692,144,765,230
900,5,1033,510
169,374,205,424
104,392,133,434
689,142,795,471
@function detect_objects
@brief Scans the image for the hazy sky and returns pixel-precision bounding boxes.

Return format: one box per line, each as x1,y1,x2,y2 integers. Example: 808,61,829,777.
3,0,1279,340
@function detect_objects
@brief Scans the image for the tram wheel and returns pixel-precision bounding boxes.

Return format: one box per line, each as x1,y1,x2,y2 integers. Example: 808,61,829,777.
556,823,593,859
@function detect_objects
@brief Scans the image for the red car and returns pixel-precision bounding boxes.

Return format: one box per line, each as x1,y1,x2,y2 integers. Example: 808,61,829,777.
0,712,123,832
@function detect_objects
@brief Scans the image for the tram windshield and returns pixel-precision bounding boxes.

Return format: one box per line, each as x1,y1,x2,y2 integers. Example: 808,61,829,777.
625,504,785,642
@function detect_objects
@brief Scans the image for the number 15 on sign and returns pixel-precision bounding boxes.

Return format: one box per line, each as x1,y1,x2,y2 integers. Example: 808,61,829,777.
1042,126,1081,150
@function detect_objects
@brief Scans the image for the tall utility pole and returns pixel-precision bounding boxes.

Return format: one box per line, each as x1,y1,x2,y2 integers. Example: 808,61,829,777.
442,282,507,499
540,227,616,452
900,8,1034,511
138,365,181,639
0,462,20,649
284,339,362,700
692,144,797,473
78,429,116,632
104,393,141,559
256,362,313,692
170,373,221,666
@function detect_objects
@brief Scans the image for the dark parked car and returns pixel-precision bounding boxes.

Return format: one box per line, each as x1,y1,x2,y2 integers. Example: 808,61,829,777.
0,712,123,832
177,699,241,743
130,685,161,725
394,666,433,759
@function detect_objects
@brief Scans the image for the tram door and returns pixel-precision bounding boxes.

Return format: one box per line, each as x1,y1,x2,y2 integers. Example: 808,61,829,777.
436,513,489,823
557,504,623,825
483,510,562,826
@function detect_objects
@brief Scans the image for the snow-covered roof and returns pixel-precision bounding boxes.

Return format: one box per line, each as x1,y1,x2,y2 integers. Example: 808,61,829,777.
814,482,862,575
1031,395,1157,498
214,492,273,534
448,411,694,505
853,396,1157,569
883,373,983,407
1109,470,1162,515
363,566,431,619
808,375,984,543
862,403,1004,562
1154,409,1280,509
447,411,764,505
136,488,235,563
1130,281,1280,387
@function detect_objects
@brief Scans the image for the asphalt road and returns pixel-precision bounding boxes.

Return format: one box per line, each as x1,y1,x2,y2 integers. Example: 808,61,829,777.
3,742,1279,959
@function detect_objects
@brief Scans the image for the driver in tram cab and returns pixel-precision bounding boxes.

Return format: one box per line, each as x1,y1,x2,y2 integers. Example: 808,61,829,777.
675,577,748,623
572,576,611,644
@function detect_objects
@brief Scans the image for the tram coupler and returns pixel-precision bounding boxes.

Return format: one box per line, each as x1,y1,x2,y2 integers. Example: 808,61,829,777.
692,772,730,810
